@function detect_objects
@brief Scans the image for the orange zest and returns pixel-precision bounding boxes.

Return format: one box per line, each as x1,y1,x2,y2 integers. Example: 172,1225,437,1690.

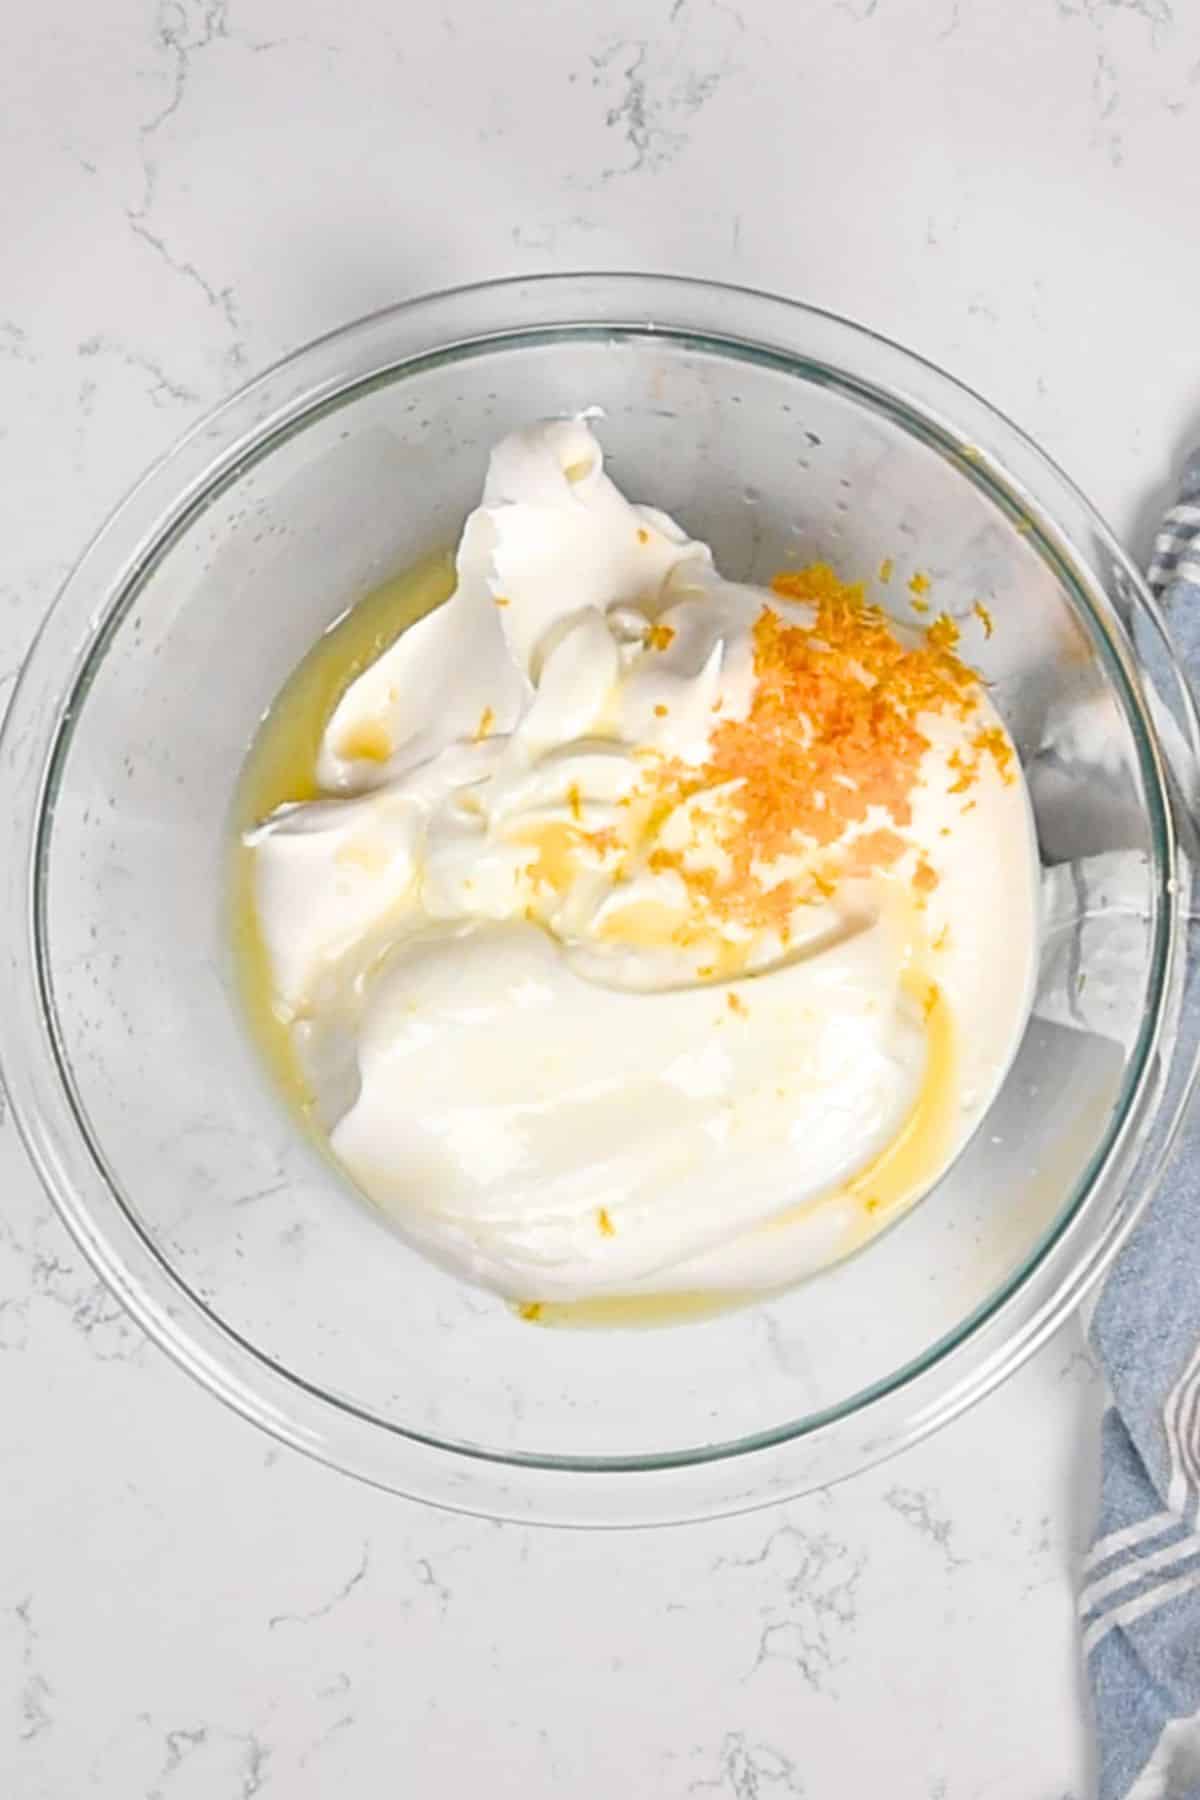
633,566,986,934
947,725,1015,794
506,564,1013,955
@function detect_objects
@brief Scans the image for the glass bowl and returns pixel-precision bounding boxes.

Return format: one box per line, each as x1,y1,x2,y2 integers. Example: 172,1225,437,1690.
4,273,1200,1526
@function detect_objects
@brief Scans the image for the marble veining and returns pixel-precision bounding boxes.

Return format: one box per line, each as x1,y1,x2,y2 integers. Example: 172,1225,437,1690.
688,1732,807,1798
587,0,745,181
714,1525,867,1691
266,1544,371,1632
883,1486,966,1570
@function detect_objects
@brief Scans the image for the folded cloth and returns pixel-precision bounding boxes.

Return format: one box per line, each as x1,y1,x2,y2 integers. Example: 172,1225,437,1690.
1087,449,1200,1800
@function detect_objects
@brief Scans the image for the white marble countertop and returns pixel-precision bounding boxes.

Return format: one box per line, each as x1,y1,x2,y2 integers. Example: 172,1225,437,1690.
4,1,1200,1793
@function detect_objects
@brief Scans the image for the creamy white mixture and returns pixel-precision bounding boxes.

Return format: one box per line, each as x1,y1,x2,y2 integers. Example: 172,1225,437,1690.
247,419,1039,1303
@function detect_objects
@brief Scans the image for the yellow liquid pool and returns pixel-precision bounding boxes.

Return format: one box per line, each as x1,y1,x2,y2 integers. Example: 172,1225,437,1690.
229,553,456,1112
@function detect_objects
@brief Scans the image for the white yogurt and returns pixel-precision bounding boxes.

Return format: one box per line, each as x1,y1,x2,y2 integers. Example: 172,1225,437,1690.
247,418,1039,1302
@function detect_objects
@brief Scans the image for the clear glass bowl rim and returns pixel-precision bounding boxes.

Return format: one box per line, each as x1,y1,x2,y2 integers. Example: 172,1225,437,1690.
3,271,1198,1527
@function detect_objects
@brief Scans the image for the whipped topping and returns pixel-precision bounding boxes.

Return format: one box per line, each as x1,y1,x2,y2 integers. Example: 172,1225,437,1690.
246,419,1039,1304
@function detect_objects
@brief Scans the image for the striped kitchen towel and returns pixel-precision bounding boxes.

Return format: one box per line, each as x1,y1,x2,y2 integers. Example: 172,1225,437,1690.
1087,448,1200,1800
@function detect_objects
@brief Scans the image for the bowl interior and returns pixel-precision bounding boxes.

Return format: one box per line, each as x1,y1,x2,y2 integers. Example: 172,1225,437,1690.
39,327,1160,1465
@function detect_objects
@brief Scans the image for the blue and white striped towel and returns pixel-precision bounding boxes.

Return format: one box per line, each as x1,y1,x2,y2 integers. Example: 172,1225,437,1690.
1087,450,1200,1800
